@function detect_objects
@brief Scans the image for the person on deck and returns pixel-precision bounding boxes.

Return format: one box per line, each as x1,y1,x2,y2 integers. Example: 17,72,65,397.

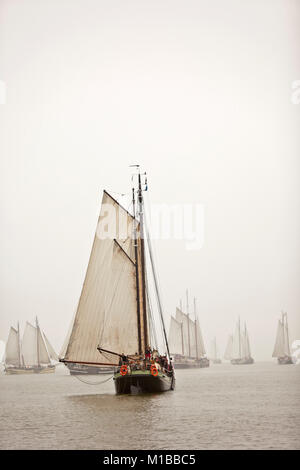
145,347,151,361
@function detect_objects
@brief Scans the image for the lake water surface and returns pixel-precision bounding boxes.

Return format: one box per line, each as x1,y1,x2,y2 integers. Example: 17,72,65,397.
0,362,299,450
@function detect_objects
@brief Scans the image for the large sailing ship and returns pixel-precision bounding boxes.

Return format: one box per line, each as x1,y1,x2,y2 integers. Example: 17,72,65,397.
4,318,58,374
61,168,175,394
168,293,209,369
210,337,222,364
226,318,254,365
272,312,293,365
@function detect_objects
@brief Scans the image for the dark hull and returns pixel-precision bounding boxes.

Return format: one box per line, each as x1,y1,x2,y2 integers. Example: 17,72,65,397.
277,356,293,365
231,357,254,365
114,371,175,394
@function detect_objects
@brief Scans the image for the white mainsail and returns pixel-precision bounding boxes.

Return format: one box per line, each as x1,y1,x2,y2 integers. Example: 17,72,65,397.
168,316,183,355
22,322,51,366
175,307,206,358
63,191,140,366
195,318,206,358
224,335,233,360
272,320,284,357
283,316,291,356
232,320,242,360
244,325,251,359
5,327,20,366
175,308,190,356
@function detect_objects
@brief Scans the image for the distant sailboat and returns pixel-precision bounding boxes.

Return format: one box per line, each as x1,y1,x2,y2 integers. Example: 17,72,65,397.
210,337,222,364
4,318,57,374
229,318,254,365
168,294,209,368
272,312,293,365
61,168,175,394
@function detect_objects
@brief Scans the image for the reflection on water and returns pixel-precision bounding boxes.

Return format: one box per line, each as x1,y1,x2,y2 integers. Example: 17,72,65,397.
0,363,299,449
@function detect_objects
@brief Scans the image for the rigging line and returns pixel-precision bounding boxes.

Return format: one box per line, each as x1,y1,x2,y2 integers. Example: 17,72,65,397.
73,374,114,386
143,194,171,359
145,270,159,351
143,193,168,348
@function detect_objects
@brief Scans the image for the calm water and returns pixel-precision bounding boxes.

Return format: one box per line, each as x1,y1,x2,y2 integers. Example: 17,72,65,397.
0,362,299,450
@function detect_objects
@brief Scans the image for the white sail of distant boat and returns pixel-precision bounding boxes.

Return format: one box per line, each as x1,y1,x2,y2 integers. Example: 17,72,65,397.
243,325,251,359
4,318,58,374
272,312,291,362
22,322,51,366
175,306,206,359
224,334,233,360
232,318,242,360
230,318,254,364
168,316,183,356
4,327,21,367
272,319,285,357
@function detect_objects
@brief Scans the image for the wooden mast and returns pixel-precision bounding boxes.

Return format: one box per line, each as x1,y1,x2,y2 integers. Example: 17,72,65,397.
131,166,148,355
132,187,142,355
137,170,148,353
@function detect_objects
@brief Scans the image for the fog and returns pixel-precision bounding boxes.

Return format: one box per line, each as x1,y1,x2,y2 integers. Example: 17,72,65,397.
0,0,299,360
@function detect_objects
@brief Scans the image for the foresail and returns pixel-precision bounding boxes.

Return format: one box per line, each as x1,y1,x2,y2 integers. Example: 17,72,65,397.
272,320,284,358
43,333,59,361
175,308,189,356
168,316,182,355
5,327,19,366
195,318,206,358
22,322,38,366
283,323,291,356
245,327,251,358
64,191,138,365
232,323,241,359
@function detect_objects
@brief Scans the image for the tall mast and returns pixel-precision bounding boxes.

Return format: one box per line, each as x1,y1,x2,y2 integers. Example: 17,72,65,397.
137,170,149,352
181,322,184,355
132,187,142,354
36,316,40,367
186,289,191,357
17,322,21,367
194,297,198,359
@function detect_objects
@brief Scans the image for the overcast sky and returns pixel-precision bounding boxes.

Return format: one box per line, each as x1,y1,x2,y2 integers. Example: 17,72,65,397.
0,0,299,360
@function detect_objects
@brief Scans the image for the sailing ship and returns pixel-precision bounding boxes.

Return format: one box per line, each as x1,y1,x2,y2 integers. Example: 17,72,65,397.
168,293,209,369
60,168,175,394
272,312,293,365
226,318,254,365
4,318,58,374
210,337,222,364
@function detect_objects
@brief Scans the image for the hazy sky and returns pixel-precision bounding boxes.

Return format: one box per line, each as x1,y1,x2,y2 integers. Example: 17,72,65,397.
0,0,299,360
